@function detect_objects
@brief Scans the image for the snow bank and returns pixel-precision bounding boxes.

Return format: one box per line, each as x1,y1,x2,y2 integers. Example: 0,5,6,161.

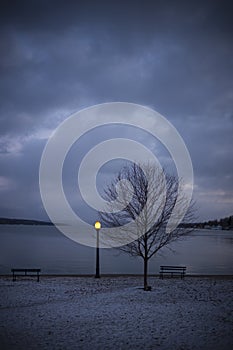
0,276,232,349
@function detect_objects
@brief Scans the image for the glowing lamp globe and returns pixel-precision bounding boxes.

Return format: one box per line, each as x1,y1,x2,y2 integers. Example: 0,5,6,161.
94,221,101,230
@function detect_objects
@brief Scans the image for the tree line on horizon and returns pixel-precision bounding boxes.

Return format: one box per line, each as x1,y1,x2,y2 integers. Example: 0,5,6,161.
0,218,53,225
182,215,233,230
0,214,232,230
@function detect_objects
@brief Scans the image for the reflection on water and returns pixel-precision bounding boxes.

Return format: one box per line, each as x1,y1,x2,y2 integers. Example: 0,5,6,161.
0,226,232,275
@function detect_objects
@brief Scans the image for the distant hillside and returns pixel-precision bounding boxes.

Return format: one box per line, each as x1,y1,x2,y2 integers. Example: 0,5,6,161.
200,214,233,230
0,217,53,225
1,214,232,229
182,214,233,230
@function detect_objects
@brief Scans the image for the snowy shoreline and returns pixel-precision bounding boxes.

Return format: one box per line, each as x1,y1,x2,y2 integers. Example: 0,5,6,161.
0,276,232,349
1,273,233,278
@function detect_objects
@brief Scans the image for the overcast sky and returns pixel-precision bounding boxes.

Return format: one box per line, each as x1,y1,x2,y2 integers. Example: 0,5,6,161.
0,0,233,222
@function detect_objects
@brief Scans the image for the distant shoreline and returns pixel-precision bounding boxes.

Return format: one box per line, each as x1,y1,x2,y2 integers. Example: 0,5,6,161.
0,218,53,225
1,217,232,230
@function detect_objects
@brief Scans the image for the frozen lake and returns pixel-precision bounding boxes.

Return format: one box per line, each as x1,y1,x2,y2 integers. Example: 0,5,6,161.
0,225,232,275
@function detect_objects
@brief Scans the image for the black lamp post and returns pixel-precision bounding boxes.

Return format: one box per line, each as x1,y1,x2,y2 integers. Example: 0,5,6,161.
94,221,101,278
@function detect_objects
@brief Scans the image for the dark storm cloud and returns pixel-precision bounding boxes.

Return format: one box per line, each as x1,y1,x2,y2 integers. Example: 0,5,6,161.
0,138,46,218
1,0,232,134
0,0,233,220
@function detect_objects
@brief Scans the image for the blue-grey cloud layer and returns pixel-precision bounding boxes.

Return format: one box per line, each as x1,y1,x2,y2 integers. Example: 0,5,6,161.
0,0,233,221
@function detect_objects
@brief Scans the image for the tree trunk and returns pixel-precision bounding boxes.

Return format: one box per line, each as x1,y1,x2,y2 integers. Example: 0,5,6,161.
143,257,148,290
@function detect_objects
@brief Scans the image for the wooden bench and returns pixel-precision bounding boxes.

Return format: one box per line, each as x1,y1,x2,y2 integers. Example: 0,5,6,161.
11,268,41,282
159,266,186,279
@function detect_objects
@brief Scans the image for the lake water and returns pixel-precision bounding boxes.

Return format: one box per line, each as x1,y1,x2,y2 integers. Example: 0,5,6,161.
0,225,232,275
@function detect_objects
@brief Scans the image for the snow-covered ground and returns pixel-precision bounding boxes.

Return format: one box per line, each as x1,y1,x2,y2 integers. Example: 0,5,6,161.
0,276,232,350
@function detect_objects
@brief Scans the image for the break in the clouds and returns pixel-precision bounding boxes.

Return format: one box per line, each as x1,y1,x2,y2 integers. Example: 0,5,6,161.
0,0,233,221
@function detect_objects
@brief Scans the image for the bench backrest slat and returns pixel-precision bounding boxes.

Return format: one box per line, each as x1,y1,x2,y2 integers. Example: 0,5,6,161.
160,266,186,270
11,268,41,272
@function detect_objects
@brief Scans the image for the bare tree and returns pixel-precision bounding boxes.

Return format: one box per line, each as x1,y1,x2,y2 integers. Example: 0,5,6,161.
99,162,195,290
